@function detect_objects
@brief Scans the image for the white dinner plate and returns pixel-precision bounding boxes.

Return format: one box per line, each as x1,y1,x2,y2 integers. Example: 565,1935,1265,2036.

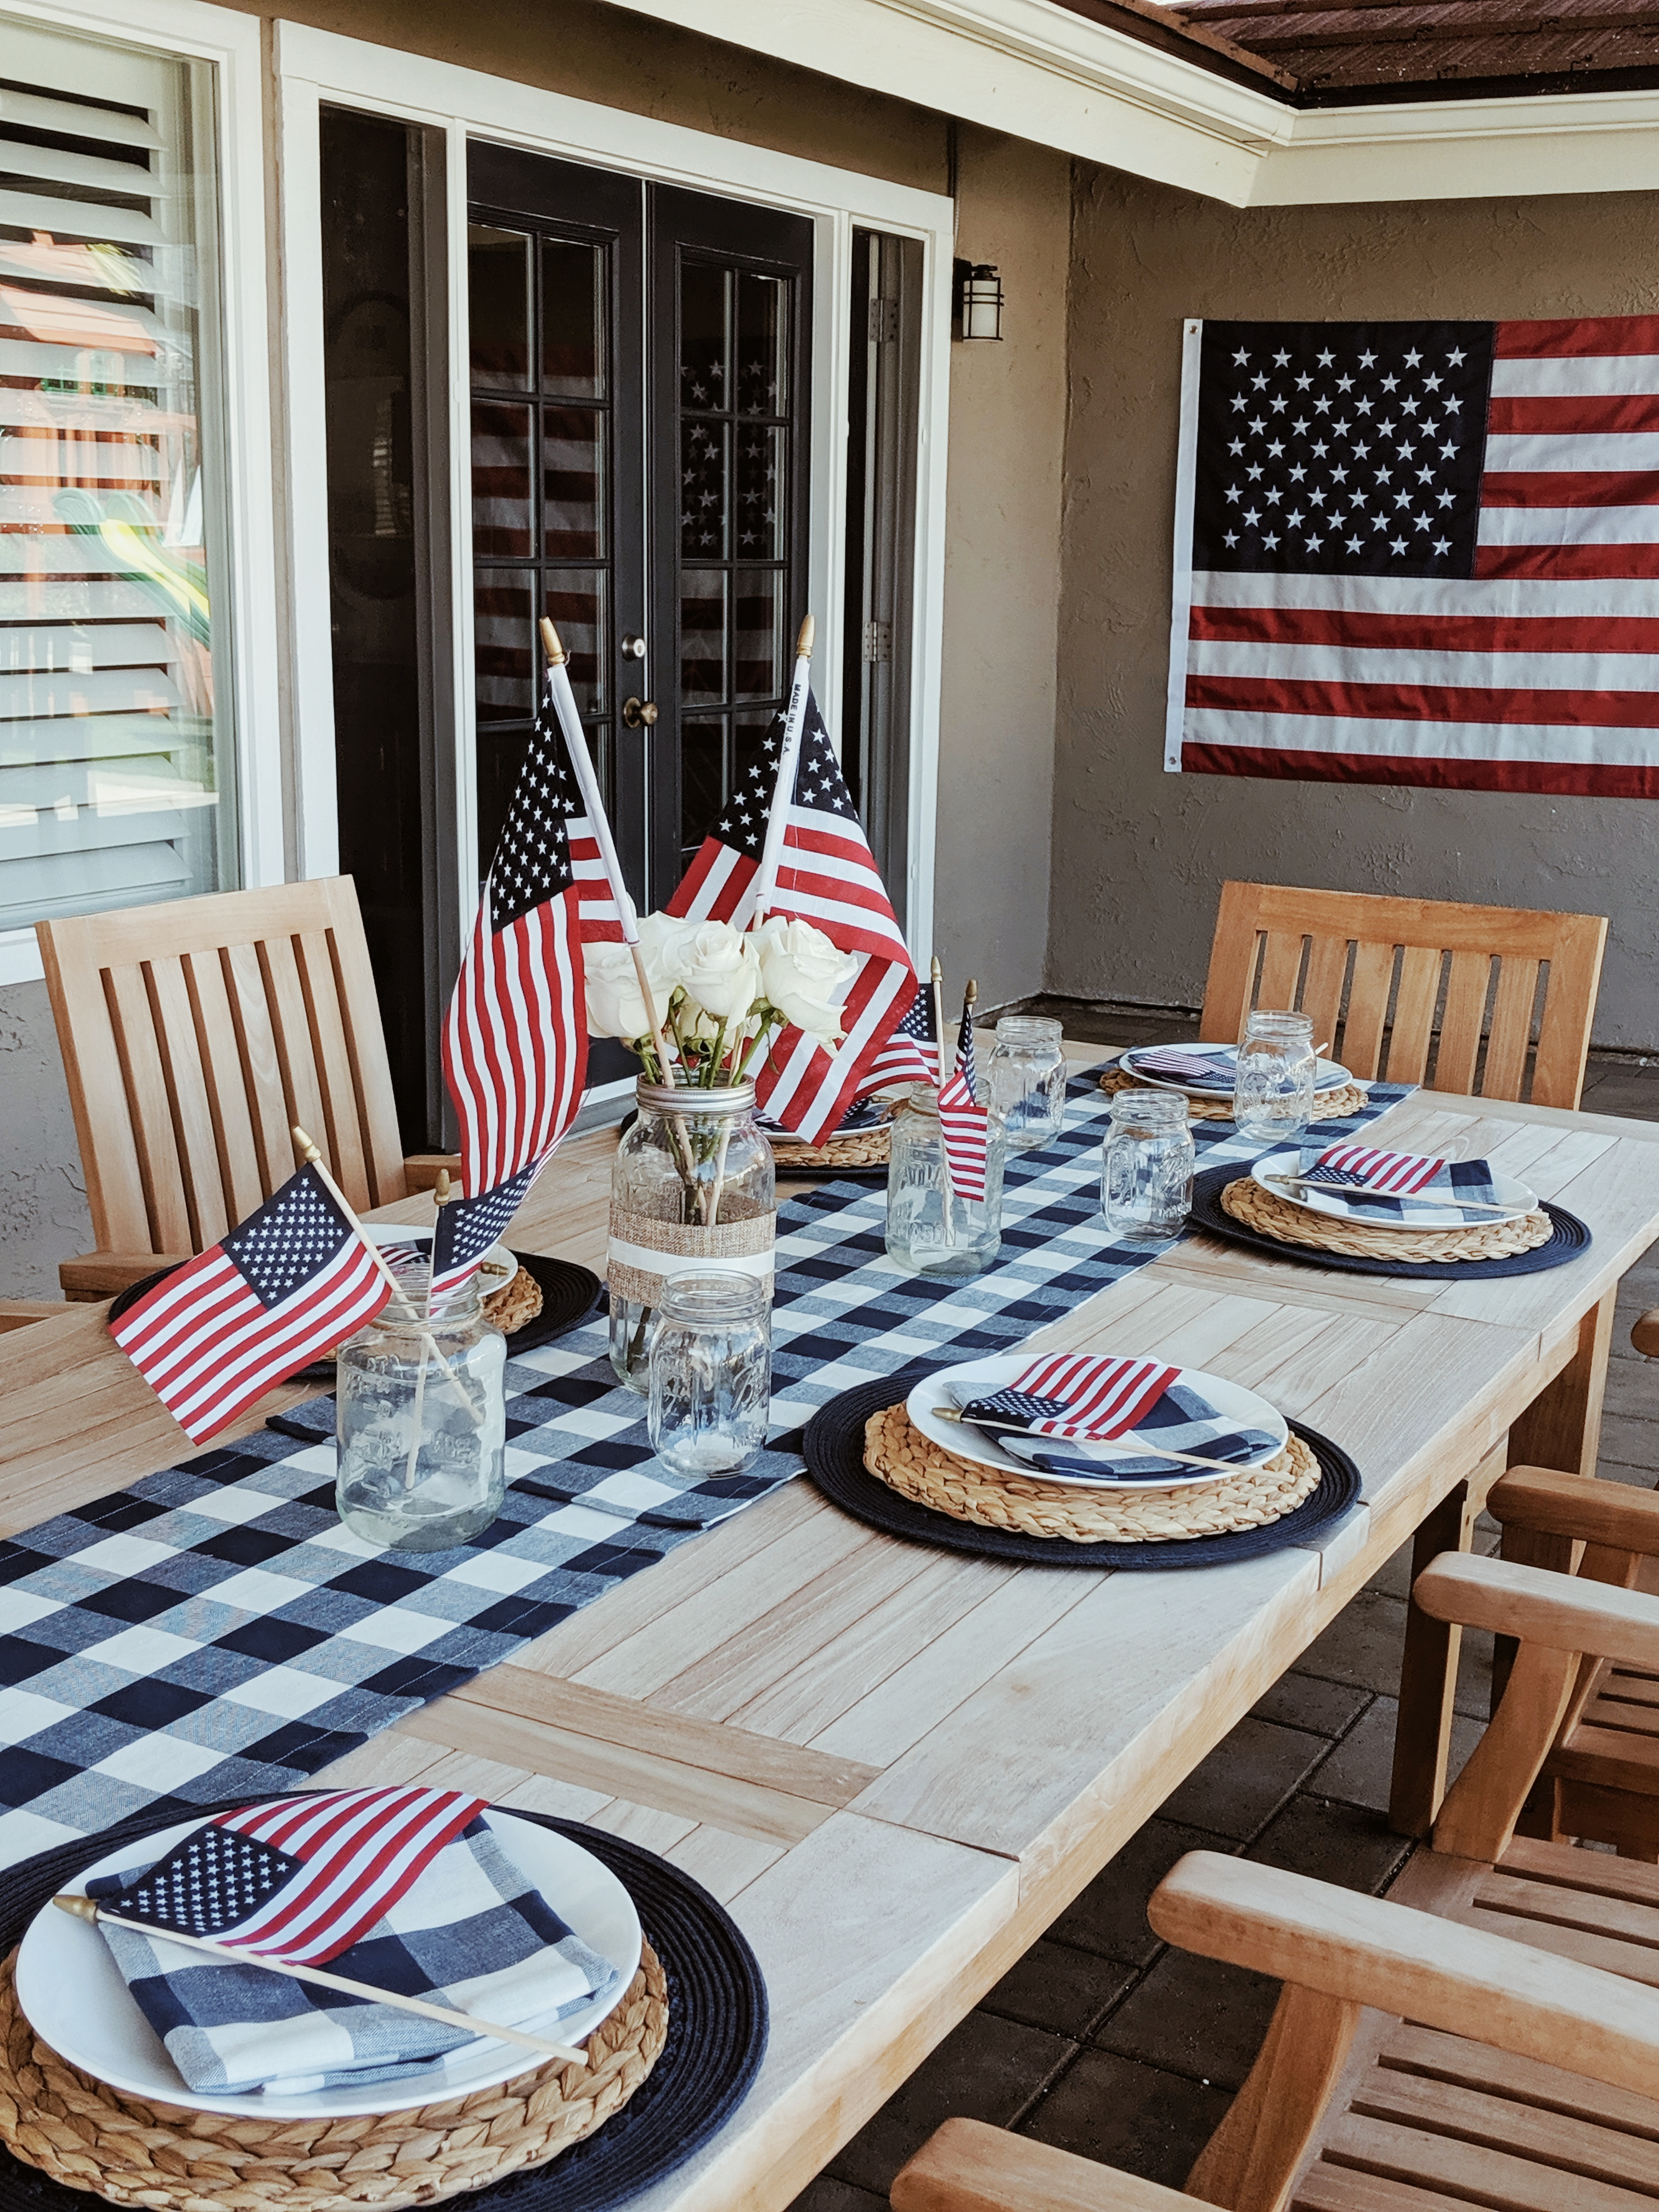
1118,1043,1352,1099
14,1809,641,2120
906,1355,1288,1490
1249,1148,1538,1231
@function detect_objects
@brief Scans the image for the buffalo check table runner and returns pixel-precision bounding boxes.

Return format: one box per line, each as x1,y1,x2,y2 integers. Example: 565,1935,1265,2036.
0,1072,1409,1867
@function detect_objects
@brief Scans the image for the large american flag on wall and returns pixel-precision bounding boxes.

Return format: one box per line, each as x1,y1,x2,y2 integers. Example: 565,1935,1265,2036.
1165,314,1659,796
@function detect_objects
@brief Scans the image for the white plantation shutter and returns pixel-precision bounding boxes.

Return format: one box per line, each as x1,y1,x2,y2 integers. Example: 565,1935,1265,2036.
0,19,234,933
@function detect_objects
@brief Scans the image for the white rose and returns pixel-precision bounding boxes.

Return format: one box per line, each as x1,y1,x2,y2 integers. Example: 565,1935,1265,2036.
754,917,859,1043
676,919,762,1023
634,910,692,1008
583,941,650,1040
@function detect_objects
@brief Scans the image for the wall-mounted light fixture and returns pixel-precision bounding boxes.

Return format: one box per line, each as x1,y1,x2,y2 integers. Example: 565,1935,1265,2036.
952,258,1004,342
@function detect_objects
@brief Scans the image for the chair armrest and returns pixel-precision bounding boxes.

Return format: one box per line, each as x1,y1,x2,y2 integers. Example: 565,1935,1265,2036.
1148,1850,1659,2102
58,1251,190,1302
1488,1465,1659,1554
1415,1550,1659,1670
402,1153,461,1193
0,1300,59,1334
1632,1308,1659,1358
892,2121,1205,2212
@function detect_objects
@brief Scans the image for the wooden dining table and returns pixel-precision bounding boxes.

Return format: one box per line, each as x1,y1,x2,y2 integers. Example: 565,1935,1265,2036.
4,1046,1658,2212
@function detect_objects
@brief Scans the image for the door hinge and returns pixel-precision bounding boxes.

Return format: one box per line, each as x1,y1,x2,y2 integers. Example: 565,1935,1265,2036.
862,619,892,663
868,297,899,345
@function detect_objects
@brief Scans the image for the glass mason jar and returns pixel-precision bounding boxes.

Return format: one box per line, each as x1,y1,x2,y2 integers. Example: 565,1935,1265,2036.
884,1084,1005,1276
647,1271,773,1479
1102,1088,1195,1241
1232,1009,1318,1143
986,1015,1068,1152
336,1268,507,1550
608,1080,775,1393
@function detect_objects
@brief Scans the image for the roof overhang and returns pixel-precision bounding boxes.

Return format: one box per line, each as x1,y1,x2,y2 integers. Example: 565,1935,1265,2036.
598,0,1659,207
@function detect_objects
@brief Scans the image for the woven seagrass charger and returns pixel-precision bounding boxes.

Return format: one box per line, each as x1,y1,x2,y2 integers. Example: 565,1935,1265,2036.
1098,1065,1370,1124
1219,1176,1555,1265
862,1403,1321,1543
769,1125,892,1172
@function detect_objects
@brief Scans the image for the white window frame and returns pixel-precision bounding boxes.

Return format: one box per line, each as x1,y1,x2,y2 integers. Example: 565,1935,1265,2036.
0,0,281,987
272,21,954,974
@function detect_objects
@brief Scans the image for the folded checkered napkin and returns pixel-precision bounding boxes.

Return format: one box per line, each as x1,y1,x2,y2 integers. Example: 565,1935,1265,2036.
88,1808,623,2096
956,1356,1279,1483
1308,1142,1501,1218
1128,1046,1239,1087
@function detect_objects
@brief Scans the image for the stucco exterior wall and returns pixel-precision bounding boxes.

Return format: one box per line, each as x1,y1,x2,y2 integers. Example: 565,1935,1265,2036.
1051,168,1659,1047
0,983,92,1299
934,129,1070,1004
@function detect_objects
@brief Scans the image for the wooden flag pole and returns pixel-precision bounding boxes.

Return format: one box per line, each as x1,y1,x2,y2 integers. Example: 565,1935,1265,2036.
538,617,678,1086
53,1895,588,2067
402,1167,453,1493
750,614,815,930
929,955,957,1245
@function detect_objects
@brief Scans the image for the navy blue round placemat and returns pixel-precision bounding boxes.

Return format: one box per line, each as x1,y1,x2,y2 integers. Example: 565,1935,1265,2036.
803,1367,1361,1568
0,1801,766,2212
1190,1164,1590,1279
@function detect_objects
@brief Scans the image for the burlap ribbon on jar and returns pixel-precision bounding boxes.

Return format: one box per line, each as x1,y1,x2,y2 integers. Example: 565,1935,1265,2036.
607,1203,776,1308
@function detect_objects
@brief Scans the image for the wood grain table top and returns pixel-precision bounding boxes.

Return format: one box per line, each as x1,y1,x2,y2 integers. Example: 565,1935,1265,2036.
6,1048,1659,2210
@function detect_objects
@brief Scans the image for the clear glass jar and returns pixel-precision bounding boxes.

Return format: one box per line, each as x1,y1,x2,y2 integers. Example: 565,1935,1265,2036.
1102,1088,1194,1241
608,1081,775,1393
986,1015,1068,1152
884,1084,1005,1276
336,1269,507,1550
1232,1009,1317,1143
647,1271,772,1478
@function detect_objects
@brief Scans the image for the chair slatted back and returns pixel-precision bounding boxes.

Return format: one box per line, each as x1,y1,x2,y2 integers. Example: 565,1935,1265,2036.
37,878,409,1259
1200,882,1607,1108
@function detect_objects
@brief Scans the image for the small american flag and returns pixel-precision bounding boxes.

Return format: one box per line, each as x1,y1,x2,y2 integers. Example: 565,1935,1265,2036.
937,1066,990,1204
442,690,594,1198
966,1352,1181,1440
668,689,917,1141
856,980,938,1097
96,1786,489,1965
1317,1142,1445,1194
109,1167,392,1443
430,1159,540,1298
1169,315,1659,794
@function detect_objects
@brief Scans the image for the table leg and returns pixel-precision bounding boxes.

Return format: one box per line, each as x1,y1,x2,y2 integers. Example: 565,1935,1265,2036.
1388,1291,1616,1841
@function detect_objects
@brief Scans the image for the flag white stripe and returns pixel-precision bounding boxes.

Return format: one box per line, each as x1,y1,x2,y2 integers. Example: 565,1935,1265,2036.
678,842,748,924
1476,504,1659,546
1183,705,1659,766
231,1797,481,1959
1484,432,1659,472
1189,640,1659,689
1190,569,1659,617
1490,354,1659,398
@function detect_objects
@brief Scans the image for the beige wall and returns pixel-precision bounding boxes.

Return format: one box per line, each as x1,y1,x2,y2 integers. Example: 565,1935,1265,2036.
1050,168,1659,1047
934,129,1071,1005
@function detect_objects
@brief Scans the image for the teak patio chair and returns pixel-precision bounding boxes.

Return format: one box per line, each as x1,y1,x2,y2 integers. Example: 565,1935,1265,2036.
37,877,453,1301
894,1540,1659,2212
1200,881,1607,1109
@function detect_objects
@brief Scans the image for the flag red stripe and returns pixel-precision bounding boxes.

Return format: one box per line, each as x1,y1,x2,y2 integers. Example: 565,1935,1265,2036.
1496,317,1659,358
1178,741,1659,797
1189,604,1659,654
1186,674,1659,729
1487,394,1659,436
1472,543,1659,579
1481,472,1659,510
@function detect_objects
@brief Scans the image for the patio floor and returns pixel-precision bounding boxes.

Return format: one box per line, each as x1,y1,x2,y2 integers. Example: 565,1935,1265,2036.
790,1005,1659,2212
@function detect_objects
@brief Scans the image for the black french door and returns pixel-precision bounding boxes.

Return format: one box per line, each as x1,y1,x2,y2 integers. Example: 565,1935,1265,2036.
465,145,812,921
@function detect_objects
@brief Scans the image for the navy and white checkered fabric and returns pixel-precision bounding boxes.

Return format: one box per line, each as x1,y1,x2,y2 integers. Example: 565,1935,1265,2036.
88,1811,618,2094
0,1071,1409,1869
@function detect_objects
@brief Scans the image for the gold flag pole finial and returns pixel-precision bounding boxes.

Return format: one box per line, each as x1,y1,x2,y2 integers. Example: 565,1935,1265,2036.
538,616,568,667
795,613,815,660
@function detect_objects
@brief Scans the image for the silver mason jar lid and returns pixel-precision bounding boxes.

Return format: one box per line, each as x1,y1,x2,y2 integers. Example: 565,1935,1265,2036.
635,1078,758,1116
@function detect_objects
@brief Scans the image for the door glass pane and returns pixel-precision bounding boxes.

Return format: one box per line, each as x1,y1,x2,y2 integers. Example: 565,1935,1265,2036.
735,426,783,558
470,400,532,556
680,571,726,706
735,273,787,417
541,238,603,396
681,716,726,840
680,262,729,405
541,569,607,715
680,420,727,558
543,406,605,558
469,226,531,386
0,20,236,935
734,569,783,701
473,569,534,724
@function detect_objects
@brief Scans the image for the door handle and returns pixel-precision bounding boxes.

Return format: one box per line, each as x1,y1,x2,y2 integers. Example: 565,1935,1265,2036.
622,696,659,729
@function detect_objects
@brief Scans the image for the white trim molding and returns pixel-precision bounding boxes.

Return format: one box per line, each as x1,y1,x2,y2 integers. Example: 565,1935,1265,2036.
272,23,955,960
597,0,1659,212
0,0,282,988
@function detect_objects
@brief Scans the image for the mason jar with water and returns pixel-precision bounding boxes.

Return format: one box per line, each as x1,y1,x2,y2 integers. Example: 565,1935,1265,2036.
1232,1009,1318,1143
